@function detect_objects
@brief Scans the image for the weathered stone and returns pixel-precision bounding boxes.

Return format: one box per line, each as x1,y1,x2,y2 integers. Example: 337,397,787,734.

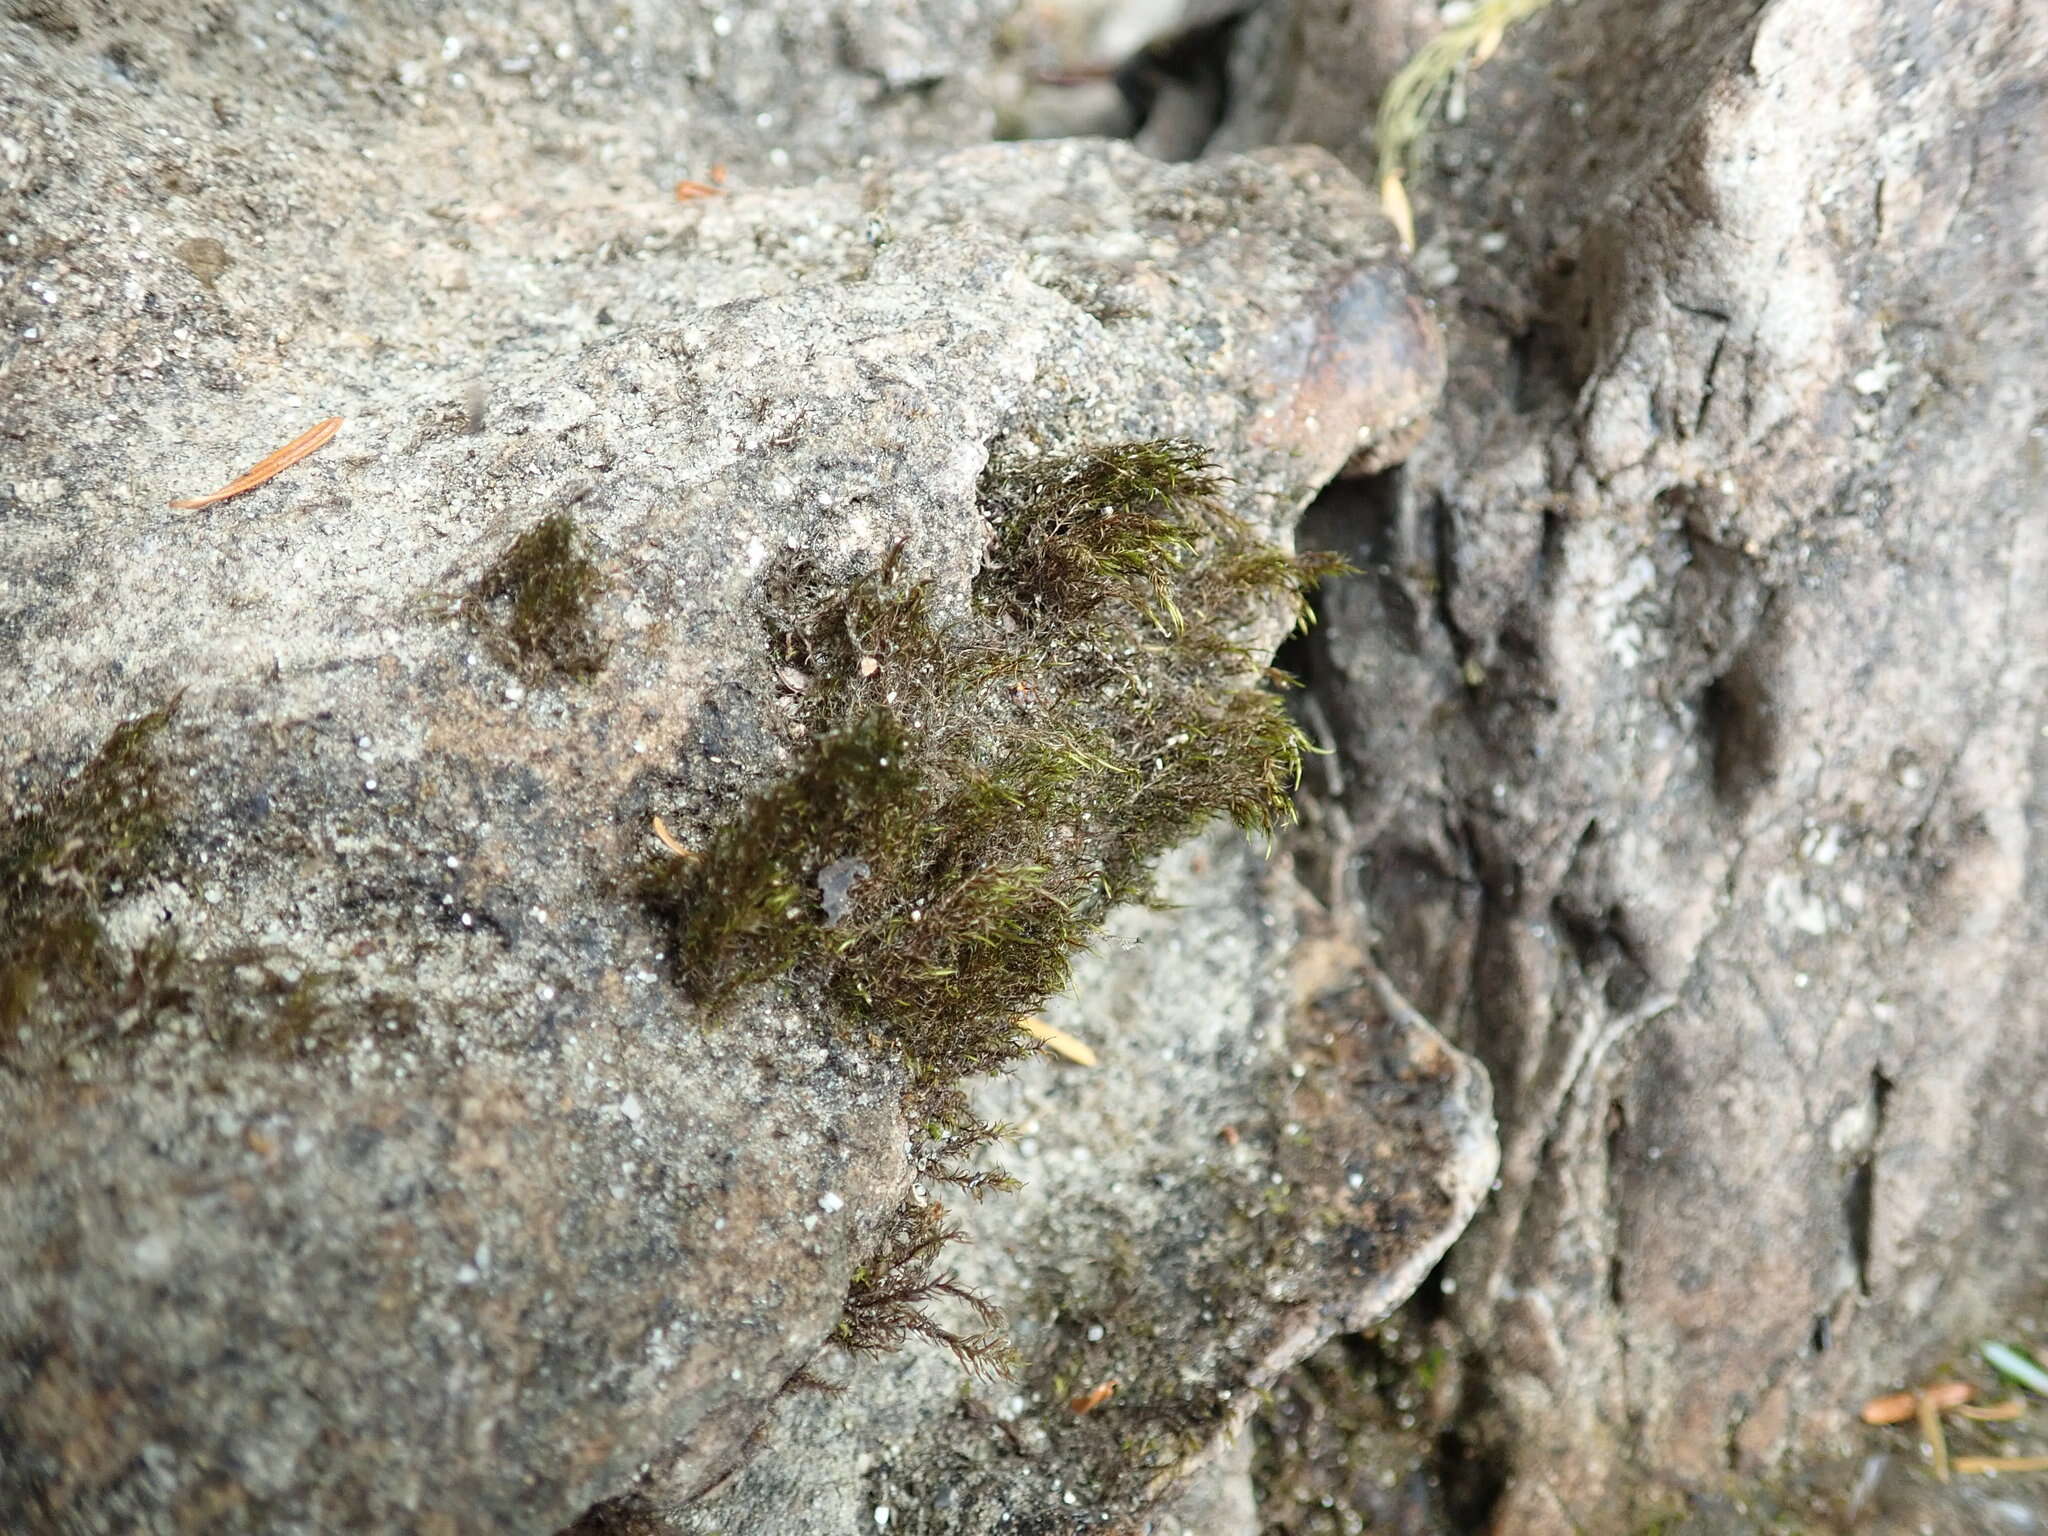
1229,0,2048,1528
0,8,1468,1531
673,835,1494,1534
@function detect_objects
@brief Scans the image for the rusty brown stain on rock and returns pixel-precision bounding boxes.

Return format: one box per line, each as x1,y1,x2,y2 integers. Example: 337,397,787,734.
1250,264,1445,478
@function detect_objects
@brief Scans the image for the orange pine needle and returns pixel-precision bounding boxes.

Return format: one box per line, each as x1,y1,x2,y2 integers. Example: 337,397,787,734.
1068,1379,1119,1414
170,416,343,509
1957,1398,2027,1422
1861,1381,1971,1425
674,179,724,201
1919,1390,1951,1483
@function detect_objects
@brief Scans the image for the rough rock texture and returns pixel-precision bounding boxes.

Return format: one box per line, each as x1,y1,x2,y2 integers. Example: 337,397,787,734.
677,835,1492,1536
0,6,1480,1533
1225,0,2048,1530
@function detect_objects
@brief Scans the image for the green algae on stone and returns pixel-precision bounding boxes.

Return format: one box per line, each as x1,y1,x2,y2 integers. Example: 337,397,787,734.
1,701,180,1058
1,701,417,1075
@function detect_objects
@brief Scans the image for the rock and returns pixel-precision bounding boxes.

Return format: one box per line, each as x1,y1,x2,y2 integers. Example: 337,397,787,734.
0,10,1466,1531
672,835,1494,1534
1227,0,2048,1529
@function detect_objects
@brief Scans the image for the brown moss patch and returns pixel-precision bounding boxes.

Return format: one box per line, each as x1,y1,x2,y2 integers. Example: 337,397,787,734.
463,512,609,680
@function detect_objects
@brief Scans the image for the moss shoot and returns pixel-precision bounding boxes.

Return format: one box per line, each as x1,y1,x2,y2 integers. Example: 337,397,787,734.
647,439,1336,1087
832,1195,1014,1380
464,512,609,680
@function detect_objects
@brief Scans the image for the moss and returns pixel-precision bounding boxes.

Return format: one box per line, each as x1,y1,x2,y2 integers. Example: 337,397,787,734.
1251,1332,1446,1535
989,439,1214,629
648,440,1335,1086
464,512,609,680
555,1497,673,1536
2,702,418,1075
914,1086,1022,1201
131,945,418,1061
1,702,179,1057
646,439,1340,1378
832,1195,1014,1381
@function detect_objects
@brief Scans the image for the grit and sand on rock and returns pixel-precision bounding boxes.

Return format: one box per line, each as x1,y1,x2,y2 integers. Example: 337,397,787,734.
17,1,2038,1531
0,5,1474,1533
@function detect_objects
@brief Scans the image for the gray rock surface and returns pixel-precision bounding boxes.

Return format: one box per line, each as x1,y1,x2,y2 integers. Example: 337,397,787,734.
676,835,1493,1535
0,7,1478,1533
1225,0,2048,1529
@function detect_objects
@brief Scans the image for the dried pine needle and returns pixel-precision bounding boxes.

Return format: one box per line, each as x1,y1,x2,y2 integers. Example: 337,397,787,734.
1380,172,1417,252
651,816,694,859
1068,1379,1119,1414
1918,1389,1951,1484
170,416,343,510
1862,1381,1971,1425
1019,1016,1097,1067
1957,1455,2048,1474
1957,1398,2027,1422
1859,1390,1916,1425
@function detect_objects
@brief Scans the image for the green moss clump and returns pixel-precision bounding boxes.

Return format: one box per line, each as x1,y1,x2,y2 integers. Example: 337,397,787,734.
991,439,1213,628
2,703,416,1075
645,440,1338,1379
648,439,1336,1087
1,702,179,1053
464,512,609,680
658,710,925,1010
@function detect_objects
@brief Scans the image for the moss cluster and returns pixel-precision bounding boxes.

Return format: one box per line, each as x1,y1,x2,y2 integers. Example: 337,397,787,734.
2,703,411,1075
1,703,179,1060
646,440,1339,1382
647,439,1337,1087
464,512,609,680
